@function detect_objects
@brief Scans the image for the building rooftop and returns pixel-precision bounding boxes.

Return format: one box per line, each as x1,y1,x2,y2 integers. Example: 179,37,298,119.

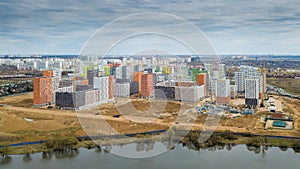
272,120,287,128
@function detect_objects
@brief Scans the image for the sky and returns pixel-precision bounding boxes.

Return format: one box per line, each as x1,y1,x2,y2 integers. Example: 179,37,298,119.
0,0,300,55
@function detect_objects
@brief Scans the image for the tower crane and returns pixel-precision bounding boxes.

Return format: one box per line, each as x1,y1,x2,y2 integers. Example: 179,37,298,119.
73,58,77,92
260,64,267,107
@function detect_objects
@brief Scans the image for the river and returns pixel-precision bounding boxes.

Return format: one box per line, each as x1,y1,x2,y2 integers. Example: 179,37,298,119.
1,143,300,169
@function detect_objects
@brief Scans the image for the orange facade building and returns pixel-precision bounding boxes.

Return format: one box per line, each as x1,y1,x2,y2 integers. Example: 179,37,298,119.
108,76,114,99
197,73,207,96
133,72,144,92
33,77,52,105
43,70,54,77
140,74,153,97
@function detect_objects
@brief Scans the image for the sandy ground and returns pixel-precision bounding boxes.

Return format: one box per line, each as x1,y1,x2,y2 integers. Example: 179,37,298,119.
230,98,245,107
0,93,299,142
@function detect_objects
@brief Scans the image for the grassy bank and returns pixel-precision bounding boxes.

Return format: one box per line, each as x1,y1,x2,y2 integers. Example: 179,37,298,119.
1,130,300,157
267,78,300,96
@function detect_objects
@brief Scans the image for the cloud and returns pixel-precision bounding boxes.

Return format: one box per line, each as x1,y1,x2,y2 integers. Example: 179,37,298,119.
0,0,299,54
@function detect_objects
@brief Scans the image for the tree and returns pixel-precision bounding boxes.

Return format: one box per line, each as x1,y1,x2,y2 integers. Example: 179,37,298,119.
166,128,175,138
0,146,11,163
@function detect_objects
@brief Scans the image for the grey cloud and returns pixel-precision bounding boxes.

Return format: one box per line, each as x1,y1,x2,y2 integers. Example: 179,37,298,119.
0,0,299,54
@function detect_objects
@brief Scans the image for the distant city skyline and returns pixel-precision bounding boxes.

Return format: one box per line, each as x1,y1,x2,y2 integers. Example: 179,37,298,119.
0,0,300,55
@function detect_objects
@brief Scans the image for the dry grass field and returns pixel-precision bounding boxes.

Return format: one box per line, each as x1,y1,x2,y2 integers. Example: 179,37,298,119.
267,78,300,96
0,92,299,144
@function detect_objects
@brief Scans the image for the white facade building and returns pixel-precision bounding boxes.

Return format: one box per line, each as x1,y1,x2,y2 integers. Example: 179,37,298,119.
93,76,109,103
234,71,245,92
245,78,260,108
230,85,238,99
114,83,130,97
215,79,230,97
175,85,204,102
245,78,259,99
116,66,133,80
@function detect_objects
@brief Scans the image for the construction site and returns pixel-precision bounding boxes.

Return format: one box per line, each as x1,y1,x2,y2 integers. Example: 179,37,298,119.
0,90,299,146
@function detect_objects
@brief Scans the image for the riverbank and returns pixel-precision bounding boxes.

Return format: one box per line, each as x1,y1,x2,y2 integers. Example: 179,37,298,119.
2,143,300,169
1,130,300,156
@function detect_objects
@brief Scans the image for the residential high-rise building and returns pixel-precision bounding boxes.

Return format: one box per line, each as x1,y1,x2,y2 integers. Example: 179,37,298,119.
82,65,97,77
240,65,259,79
234,71,245,92
197,73,208,96
116,65,133,80
110,66,117,76
55,89,100,110
235,65,264,95
43,70,54,77
51,77,60,104
215,79,230,105
218,64,226,79
93,76,109,103
245,78,260,108
54,69,62,80
133,72,144,92
230,85,237,99
256,74,266,98
140,73,153,97
154,86,175,100
114,83,130,97
87,70,98,86
162,66,173,75
55,91,85,110
33,77,52,106
108,76,114,99
130,81,139,95
212,70,220,80
104,66,111,76
175,85,204,102
134,65,142,72
144,68,153,74
176,81,196,87
204,63,213,77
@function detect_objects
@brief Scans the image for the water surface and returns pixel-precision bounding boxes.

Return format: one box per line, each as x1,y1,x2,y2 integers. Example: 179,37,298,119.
1,144,299,169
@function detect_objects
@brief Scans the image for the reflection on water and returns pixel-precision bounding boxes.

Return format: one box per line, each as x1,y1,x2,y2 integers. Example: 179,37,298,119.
1,140,300,169
0,139,300,169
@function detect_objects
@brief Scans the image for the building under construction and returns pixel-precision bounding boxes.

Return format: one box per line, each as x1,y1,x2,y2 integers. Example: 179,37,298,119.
130,81,139,95
55,91,86,110
154,86,175,100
